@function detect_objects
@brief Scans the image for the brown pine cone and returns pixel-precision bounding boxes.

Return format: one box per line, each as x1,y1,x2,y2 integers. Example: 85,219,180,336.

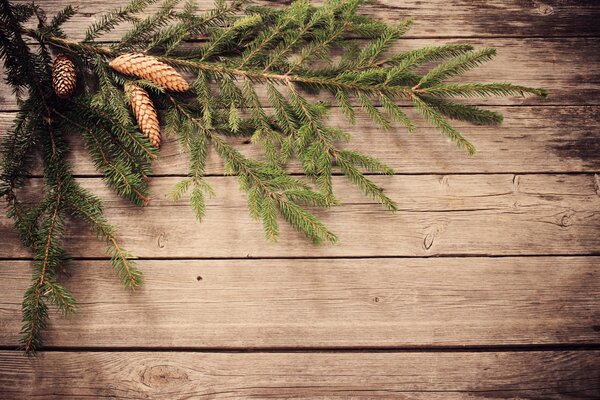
109,53,189,92
125,83,161,148
52,54,77,98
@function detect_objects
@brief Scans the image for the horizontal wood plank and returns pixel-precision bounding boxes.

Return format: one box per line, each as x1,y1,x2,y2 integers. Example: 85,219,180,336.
1,38,599,110
1,350,599,399
1,257,599,348
2,106,598,175
2,174,599,258
16,0,600,40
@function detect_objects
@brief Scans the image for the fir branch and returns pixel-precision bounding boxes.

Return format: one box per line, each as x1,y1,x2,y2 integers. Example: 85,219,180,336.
66,185,142,288
211,130,337,244
238,0,307,68
0,100,40,200
357,91,390,130
242,80,282,166
199,14,263,61
286,84,396,210
168,96,337,243
56,109,151,206
1,0,550,356
164,101,214,221
32,34,418,98
42,278,77,316
6,197,44,249
411,94,477,155
47,5,77,37
354,19,412,69
192,71,214,128
335,89,355,124
418,82,548,98
21,121,72,355
287,19,350,74
170,0,250,41
21,197,65,354
261,1,336,72
380,93,417,132
158,56,415,97
116,0,181,51
147,0,252,56
333,150,398,211
421,96,504,125
20,283,48,355
380,43,474,68
85,0,160,42
417,48,497,88
335,148,394,175
267,83,299,135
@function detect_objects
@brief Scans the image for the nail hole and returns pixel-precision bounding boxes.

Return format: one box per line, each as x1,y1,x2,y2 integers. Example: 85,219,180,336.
196,276,203,281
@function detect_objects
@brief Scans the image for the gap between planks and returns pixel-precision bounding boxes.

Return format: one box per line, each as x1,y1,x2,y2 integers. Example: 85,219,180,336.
3,343,600,353
3,253,600,262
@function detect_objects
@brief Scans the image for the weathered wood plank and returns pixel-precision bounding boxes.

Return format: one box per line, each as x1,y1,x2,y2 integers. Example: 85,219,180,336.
15,0,600,40
1,174,599,258
1,350,598,399
1,38,598,110
1,257,599,348
2,106,598,175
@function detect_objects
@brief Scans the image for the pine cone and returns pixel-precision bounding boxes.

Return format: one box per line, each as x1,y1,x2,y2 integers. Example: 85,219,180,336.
125,83,161,148
109,53,189,92
52,54,77,98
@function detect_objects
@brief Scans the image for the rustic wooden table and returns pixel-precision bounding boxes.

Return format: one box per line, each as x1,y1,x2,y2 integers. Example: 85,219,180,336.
1,1,599,398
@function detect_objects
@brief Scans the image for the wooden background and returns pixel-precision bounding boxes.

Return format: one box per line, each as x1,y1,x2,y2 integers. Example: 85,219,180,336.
1,0,600,398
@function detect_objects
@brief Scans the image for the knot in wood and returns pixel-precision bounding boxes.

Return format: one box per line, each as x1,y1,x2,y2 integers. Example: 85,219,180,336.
141,365,189,388
558,209,576,228
536,3,554,16
157,232,168,248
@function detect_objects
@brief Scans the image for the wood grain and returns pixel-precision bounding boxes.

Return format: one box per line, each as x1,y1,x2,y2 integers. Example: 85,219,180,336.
1,0,599,396
15,0,600,40
1,350,599,399
2,106,598,175
2,174,599,258
2,38,599,110
1,257,599,348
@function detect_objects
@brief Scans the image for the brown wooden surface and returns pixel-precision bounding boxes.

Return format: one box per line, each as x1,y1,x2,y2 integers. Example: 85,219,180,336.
2,174,600,258
1,257,599,348
3,38,600,109
1,350,599,399
2,106,599,174
1,0,599,399
19,0,600,40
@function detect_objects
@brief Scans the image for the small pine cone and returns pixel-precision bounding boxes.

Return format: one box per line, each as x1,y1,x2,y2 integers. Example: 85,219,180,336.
109,53,189,92
125,83,161,148
52,54,77,98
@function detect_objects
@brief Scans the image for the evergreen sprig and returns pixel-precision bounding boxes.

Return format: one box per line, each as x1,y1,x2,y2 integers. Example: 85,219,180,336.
0,0,546,354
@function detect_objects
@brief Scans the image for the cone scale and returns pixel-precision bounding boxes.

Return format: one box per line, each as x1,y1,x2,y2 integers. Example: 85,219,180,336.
52,54,77,98
125,83,161,148
110,53,189,92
